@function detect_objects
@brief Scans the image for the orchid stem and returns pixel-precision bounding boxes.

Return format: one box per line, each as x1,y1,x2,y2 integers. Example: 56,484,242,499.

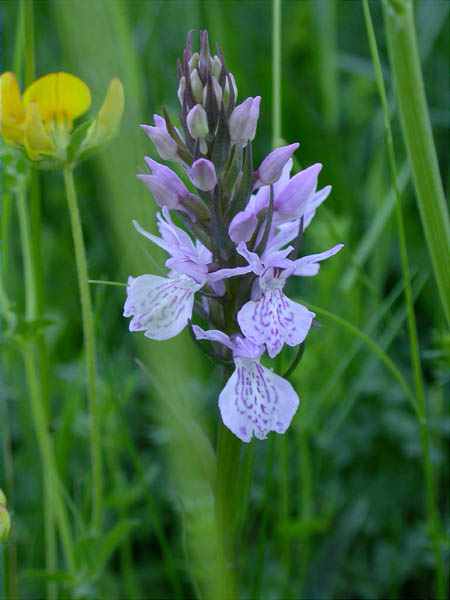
63,165,103,532
215,419,240,599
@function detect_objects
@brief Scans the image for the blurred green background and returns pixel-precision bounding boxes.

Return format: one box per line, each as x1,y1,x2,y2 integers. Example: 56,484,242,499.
0,1,449,598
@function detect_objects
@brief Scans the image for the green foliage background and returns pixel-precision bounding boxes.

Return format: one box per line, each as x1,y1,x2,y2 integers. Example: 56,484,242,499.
0,1,449,598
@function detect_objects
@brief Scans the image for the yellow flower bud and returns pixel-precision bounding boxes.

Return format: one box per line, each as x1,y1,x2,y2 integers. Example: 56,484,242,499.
0,72,26,145
81,78,124,151
0,489,11,543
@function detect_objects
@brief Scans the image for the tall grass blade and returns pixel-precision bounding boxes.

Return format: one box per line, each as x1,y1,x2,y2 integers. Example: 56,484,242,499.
382,0,450,327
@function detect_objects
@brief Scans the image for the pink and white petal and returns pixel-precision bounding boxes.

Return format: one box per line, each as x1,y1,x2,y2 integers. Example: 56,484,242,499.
236,242,263,274
264,220,300,255
132,219,173,254
219,360,300,442
229,209,258,244
238,291,315,358
124,273,201,340
191,325,234,350
207,264,253,283
303,185,332,229
293,243,344,276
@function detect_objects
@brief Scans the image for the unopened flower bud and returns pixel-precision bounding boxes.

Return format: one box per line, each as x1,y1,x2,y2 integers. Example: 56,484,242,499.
187,104,209,140
190,69,204,104
188,52,200,71
0,489,11,543
141,115,179,161
211,55,222,79
224,73,238,108
189,158,217,191
256,142,299,186
229,96,261,146
177,76,186,105
203,77,222,106
138,157,190,211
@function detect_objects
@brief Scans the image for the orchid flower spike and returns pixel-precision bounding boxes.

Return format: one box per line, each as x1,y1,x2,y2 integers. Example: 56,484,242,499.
124,30,345,443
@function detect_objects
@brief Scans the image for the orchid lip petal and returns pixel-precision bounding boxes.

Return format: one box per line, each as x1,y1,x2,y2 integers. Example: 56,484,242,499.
219,359,300,442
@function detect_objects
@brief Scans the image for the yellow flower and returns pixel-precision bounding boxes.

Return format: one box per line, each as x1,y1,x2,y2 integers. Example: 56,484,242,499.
0,72,26,145
0,71,123,165
23,72,91,129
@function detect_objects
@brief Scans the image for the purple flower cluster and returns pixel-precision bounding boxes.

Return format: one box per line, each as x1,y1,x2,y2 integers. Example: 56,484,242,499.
124,31,343,442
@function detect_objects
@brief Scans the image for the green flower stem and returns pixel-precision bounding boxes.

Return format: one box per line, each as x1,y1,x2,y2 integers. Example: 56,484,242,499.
215,405,240,600
17,189,57,594
22,343,76,574
16,189,75,577
63,166,103,531
298,430,313,589
214,289,242,599
272,0,282,147
382,0,450,327
363,2,446,596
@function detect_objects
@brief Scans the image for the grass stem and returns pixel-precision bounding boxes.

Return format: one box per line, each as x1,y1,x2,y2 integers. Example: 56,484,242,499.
17,189,75,579
63,166,103,532
382,0,450,327
272,0,282,147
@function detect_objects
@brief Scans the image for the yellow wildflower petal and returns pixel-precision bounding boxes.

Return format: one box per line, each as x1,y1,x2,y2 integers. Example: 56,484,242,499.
23,72,91,127
24,102,56,160
0,71,26,144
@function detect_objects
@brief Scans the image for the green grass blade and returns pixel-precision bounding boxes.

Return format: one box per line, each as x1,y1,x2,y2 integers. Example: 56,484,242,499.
382,0,450,327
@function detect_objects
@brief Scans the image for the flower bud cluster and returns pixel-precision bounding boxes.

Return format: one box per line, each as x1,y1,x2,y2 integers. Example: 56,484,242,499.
128,31,344,442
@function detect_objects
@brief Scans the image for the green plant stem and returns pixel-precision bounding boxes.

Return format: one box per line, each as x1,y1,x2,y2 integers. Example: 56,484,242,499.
21,343,76,574
272,0,282,147
63,166,103,532
312,0,338,131
298,430,313,590
16,189,75,578
16,190,57,600
382,0,450,327
215,418,240,600
363,2,446,596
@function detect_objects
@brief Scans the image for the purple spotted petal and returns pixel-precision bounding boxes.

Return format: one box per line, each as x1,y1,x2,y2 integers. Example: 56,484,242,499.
124,273,202,340
238,290,315,358
219,359,300,442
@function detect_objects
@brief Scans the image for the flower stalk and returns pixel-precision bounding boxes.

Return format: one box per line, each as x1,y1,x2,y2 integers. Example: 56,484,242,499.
63,166,103,531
